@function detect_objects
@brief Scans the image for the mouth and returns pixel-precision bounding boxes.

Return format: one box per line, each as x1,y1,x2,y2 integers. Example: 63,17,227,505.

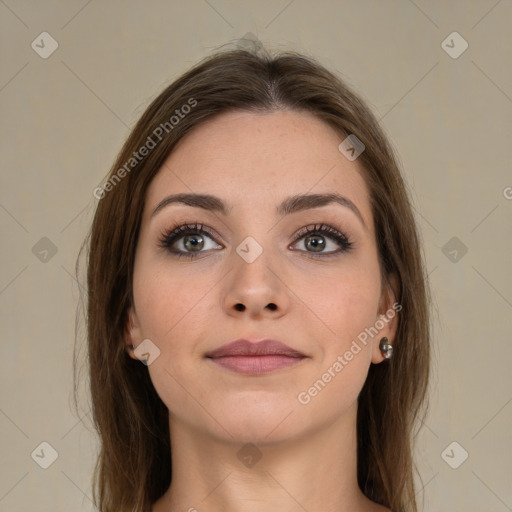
205,338,306,376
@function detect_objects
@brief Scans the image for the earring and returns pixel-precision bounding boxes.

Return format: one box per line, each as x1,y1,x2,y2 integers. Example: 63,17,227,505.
379,337,393,359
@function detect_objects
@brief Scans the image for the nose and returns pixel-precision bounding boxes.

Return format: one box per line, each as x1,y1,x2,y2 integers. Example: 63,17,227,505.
221,245,290,319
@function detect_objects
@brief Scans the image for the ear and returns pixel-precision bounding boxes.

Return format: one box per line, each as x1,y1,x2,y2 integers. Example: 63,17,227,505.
124,305,143,360
371,273,400,364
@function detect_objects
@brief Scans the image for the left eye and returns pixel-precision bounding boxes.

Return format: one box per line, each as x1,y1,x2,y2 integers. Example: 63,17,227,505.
290,224,353,255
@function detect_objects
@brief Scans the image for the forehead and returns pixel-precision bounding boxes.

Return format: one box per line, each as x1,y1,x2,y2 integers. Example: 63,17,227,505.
145,110,372,226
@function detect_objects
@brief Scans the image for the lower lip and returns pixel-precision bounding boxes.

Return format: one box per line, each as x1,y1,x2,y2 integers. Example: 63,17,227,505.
208,355,304,375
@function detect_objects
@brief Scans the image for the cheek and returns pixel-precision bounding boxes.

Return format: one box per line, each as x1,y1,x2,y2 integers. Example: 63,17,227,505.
132,253,216,343
131,256,214,420
294,263,380,416
291,255,382,347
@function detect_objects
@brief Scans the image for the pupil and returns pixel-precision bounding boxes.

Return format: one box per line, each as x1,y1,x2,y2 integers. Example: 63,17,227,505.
307,235,324,252
185,234,203,251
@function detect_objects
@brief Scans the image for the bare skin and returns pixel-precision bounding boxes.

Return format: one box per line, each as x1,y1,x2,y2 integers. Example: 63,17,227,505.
125,109,396,512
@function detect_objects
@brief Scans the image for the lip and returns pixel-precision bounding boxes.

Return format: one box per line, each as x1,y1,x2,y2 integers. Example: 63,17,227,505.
206,339,305,358
205,339,306,375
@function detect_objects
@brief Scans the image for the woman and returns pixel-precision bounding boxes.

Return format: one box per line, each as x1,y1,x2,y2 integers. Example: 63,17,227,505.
78,46,431,512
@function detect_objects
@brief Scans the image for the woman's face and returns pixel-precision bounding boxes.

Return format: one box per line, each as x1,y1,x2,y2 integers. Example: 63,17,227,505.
126,109,397,444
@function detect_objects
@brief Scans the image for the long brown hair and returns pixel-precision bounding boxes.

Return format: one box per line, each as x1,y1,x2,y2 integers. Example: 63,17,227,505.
74,45,431,512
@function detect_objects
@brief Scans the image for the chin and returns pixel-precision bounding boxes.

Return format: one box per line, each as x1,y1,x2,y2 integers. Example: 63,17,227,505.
207,396,311,446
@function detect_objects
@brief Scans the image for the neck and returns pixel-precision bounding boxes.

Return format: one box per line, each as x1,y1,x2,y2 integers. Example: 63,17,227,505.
153,402,384,512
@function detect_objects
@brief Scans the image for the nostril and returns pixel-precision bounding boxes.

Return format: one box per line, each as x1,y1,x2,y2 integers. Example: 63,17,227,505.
267,303,277,311
235,303,245,311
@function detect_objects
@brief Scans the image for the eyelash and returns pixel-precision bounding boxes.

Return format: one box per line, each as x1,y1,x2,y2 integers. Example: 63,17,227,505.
158,222,354,260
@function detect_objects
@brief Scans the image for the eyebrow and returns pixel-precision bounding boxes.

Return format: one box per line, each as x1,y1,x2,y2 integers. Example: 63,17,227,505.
151,192,367,229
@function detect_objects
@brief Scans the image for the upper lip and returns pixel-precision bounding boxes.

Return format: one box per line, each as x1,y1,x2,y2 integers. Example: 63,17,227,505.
206,339,305,358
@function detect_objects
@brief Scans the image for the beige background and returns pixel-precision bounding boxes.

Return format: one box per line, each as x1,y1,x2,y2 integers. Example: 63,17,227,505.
1,1,511,511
